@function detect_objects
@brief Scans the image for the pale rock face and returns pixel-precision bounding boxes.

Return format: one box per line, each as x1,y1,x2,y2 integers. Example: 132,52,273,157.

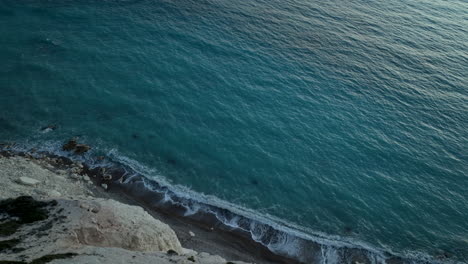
48,190,62,197
47,246,251,264
0,156,252,264
73,198,183,253
70,173,80,180
16,176,40,186
0,156,93,199
197,252,227,264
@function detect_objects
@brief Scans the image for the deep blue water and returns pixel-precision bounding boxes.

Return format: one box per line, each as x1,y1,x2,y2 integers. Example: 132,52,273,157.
1,0,467,262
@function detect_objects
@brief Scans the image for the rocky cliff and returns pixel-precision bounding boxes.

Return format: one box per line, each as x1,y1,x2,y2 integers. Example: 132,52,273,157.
0,155,250,264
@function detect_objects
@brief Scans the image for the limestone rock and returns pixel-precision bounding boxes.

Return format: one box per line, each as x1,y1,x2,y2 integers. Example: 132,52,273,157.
70,167,82,174
70,173,80,180
16,176,40,186
41,246,251,264
0,156,98,199
197,252,226,264
49,190,61,197
74,198,183,252
0,156,253,264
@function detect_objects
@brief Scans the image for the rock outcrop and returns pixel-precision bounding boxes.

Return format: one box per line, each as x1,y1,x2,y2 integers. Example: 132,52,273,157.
74,198,182,252
62,138,91,154
0,195,248,264
62,138,78,151
0,155,250,264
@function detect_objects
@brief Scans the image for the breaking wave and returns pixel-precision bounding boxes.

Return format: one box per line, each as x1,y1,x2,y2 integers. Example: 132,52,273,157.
3,140,456,264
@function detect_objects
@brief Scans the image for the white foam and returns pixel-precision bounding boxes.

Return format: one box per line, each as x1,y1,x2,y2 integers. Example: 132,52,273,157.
3,140,457,264
320,245,339,264
183,202,202,216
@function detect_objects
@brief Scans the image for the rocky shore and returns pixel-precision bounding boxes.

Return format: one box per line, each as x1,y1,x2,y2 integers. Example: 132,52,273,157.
0,152,254,263
0,141,447,264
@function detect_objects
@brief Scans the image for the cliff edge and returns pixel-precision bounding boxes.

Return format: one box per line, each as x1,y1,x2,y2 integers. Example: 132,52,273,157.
0,155,249,264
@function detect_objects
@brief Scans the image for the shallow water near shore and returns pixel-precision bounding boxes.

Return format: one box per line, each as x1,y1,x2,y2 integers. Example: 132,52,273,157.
1,0,467,263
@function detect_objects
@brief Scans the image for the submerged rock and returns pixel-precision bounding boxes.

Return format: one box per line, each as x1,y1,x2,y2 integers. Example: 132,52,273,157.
62,139,78,151
344,226,353,234
40,124,57,133
74,144,91,154
62,138,91,154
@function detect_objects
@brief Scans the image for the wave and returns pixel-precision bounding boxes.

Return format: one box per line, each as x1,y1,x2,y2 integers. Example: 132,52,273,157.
2,140,457,264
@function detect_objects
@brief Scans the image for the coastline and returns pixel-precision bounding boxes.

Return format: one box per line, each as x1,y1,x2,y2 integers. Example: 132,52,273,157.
0,143,450,264
2,0,466,262
0,146,297,264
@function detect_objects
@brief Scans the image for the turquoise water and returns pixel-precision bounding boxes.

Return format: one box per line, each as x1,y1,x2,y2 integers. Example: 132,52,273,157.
1,0,467,262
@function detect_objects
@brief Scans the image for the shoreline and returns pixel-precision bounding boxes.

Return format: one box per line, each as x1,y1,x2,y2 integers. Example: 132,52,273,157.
110,178,301,264
0,143,450,264
0,147,298,264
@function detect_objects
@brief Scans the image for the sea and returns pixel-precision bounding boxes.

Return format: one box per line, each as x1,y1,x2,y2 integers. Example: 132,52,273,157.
0,0,467,263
